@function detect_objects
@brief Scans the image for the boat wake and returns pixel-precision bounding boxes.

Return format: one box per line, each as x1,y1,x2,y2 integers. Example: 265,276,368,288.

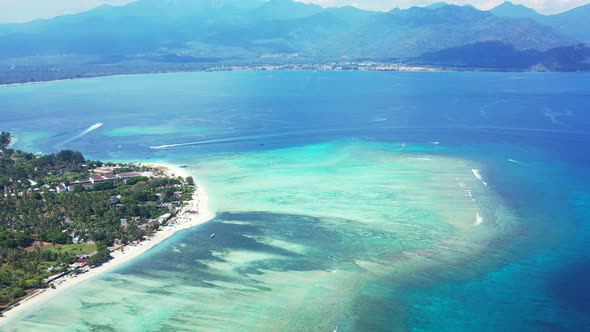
149,130,343,149
51,125,95,138
62,122,103,144
508,158,527,165
149,124,590,150
471,169,488,187
372,116,388,122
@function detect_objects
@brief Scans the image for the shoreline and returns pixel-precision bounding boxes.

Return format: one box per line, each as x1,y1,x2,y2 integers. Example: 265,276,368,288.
0,163,215,321
0,72,144,88
2,68,581,89
0,66,478,88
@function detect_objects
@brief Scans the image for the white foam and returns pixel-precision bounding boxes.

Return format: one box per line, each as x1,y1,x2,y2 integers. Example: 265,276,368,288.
150,135,259,149
472,169,488,186
475,212,483,225
62,122,103,144
508,158,527,165
78,122,102,137
543,107,571,126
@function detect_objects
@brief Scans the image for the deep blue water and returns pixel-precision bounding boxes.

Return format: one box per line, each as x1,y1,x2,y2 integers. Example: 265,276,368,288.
1,71,590,331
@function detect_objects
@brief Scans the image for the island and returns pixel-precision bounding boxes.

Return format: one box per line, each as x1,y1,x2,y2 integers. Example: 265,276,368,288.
0,132,214,318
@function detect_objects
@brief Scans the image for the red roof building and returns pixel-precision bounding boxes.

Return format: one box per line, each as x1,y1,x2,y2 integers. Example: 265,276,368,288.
118,172,142,179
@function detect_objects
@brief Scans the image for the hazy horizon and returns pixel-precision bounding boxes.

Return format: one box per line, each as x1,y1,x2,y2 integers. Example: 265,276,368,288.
0,0,589,23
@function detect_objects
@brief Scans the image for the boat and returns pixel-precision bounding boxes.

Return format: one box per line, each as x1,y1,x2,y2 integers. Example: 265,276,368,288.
179,165,188,168
210,233,216,238
401,143,406,150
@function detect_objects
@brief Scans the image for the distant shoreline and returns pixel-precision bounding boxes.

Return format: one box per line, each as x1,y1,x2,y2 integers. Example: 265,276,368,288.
2,64,574,87
0,163,216,322
0,66,440,87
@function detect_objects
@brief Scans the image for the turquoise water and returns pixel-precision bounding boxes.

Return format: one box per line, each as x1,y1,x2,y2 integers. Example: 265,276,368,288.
1,71,590,331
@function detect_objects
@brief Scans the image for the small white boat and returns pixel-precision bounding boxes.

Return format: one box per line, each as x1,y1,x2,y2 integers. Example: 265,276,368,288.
210,233,216,238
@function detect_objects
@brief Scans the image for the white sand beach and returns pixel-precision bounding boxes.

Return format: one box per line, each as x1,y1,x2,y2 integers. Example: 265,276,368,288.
0,164,215,321
0,73,147,88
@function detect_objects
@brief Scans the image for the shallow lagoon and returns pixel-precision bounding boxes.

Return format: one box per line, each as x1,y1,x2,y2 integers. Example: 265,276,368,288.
1,71,590,331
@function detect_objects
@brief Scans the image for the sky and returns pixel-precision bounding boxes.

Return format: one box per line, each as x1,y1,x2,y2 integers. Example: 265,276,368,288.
0,0,588,23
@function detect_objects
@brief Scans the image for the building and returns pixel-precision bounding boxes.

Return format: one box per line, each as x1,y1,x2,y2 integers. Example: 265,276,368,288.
109,196,121,206
68,180,93,191
88,172,142,184
92,167,114,175
103,174,117,180
157,213,172,223
56,183,68,193
43,272,68,284
90,175,109,183
117,172,142,179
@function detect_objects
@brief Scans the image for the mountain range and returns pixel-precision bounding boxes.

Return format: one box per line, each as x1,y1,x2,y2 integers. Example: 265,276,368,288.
490,1,590,42
0,0,589,83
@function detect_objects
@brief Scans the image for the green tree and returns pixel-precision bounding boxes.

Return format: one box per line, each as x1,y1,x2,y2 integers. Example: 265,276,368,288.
93,181,114,191
0,132,11,148
46,231,69,245
87,243,112,267
186,176,195,186
56,150,85,164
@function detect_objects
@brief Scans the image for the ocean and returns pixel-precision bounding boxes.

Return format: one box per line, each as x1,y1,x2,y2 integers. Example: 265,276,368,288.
1,71,589,331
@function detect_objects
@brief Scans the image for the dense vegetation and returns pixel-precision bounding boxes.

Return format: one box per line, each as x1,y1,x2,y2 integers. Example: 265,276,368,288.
416,42,590,71
0,132,194,311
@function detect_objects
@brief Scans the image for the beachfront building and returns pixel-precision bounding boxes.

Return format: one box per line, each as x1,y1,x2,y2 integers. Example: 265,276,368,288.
157,213,172,223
